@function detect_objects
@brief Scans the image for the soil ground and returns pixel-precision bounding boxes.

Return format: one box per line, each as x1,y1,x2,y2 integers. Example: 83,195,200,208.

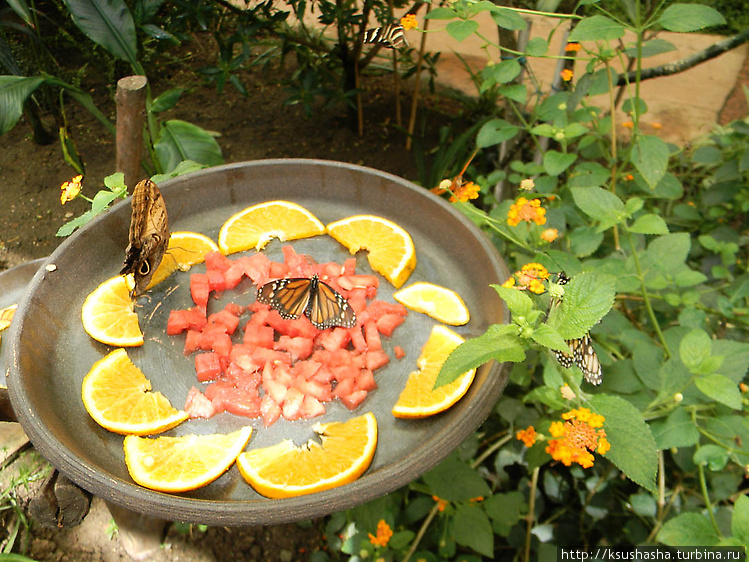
1,23,748,562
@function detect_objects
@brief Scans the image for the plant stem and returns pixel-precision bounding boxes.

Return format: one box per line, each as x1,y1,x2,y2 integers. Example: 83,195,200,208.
402,502,440,562
606,59,620,251
697,460,721,535
524,466,540,562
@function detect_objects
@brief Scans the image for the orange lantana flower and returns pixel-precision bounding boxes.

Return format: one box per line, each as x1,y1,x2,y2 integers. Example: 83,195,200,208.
560,69,574,82
516,426,537,448
432,495,448,512
502,263,550,294
541,228,559,243
545,408,609,468
400,14,418,31
60,175,83,205
368,519,393,548
565,42,582,52
450,181,480,203
507,197,546,227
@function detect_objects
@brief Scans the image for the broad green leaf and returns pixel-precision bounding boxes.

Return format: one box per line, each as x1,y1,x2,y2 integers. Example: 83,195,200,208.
90,189,121,215
446,20,479,42
693,444,729,471
525,37,548,57
485,59,522,85
6,0,33,24
452,504,494,558
42,73,115,134
651,408,699,449
568,15,625,42
695,374,742,410
435,324,525,388
632,135,669,189
630,493,657,518
623,38,677,58
497,84,527,104
658,3,726,32
423,458,491,501
490,6,527,30
589,394,658,492
543,150,577,176
150,160,207,184
679,329,712,372
568,226,604,257
491,284,533,318
530,324,569,353
553,271,616,339
63,0,139,66
571,186,626,230
424,6,457,19
642,232,691,273
154,119,223,174
56,210,94,237
476,118,519,148
151,88,184,113
658,513,720,546
732,495,749,546
483,492,525,537
0,76,44,134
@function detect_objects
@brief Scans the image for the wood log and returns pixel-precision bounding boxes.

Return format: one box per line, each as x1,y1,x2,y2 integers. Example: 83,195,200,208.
28,470,92,528
115,76,148,190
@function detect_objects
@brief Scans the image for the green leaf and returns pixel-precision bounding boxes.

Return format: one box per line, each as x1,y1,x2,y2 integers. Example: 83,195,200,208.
490,6,527,30
423,458,491,502
629,213,669,235
642,233,691,274
446,20,479,42
658,3,726,32
693,444,729,471
658,513,720,546
388,530,415,550
680,329,712,372
154,119,224,174
452,504,494,558
525,37,548,57
552,271,616,339
483,492,525,537
568,15,625,42
491,284,533,317
543,150,577,176
695,374,742,410
570,186,626,230
56,209,94,237
0,76,44,134
150,159,207,184
623,38,677,58
62,0,138,66
424,6,457,19
476,118,519,148
651,408,699,449
530,324,569,353
632,135,669,189
732,495,749,546
589,394,658,492
90,189,120,215
151,88,183,113
435,324,525,388
6,0,33,25
497,84,527,104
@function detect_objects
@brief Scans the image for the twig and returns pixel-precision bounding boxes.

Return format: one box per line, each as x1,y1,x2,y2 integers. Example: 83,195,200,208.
524,466,540,562
615,28,749,86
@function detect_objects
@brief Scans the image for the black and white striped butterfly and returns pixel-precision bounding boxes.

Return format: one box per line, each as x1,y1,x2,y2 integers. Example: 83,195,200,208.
256,274,356,330
363,24,408,49
550,272,603,385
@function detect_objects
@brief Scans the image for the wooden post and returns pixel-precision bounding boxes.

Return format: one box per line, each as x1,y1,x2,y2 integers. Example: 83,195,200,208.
115,76,148,190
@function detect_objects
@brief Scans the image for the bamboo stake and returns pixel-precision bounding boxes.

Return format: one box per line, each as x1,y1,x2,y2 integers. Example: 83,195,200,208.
405,3,431,150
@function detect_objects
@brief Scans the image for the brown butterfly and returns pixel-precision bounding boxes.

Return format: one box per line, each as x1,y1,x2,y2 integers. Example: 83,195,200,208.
120,179,170,297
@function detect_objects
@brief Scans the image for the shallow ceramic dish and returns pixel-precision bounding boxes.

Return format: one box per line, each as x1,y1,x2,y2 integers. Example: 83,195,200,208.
8,160,509,525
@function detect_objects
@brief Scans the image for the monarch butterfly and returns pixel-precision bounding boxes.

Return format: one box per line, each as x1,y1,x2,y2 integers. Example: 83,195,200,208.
256,274,356,330
363,24,408,49
551,273,603,385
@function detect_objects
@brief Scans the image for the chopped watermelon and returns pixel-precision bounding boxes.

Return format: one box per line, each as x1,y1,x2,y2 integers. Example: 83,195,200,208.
394,345,406,359
169,245,410,425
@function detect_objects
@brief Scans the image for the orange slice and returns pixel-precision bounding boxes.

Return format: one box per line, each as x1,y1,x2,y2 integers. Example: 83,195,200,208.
236,412,377,498
392,325,475,418
393,282,470,325
218,200,325,254
0,303,17,346
147,231,219,289
81,275,143,347
124,427,253,492
325,215,416,288
81,348,187,435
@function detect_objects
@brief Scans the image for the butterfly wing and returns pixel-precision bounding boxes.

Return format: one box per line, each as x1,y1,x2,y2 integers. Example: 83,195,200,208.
120,179,170,297
257,277,312,320
306,279,357,330
364,24,408,48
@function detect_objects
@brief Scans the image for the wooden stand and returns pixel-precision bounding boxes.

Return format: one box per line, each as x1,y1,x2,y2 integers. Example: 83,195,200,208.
115,75,148,190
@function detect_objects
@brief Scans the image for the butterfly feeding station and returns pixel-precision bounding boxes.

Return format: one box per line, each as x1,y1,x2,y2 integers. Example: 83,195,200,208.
5,128,512,537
